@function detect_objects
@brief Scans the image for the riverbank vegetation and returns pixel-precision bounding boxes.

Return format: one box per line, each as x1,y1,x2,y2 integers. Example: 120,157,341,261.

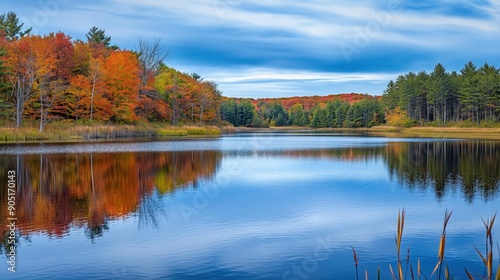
0,123,221,141
1,11,500,137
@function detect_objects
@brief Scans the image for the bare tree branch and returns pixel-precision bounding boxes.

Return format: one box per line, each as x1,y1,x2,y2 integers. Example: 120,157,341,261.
137,38,171,92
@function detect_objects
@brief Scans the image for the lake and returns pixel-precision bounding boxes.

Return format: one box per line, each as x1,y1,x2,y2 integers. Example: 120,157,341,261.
0,133,499,279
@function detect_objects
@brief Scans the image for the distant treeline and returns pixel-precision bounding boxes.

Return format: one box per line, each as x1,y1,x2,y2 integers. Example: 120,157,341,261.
221,62,500,128
220,94,384,128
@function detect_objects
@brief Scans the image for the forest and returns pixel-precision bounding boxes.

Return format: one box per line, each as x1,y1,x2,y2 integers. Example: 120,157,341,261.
221,62,500,128
382,62,500,127
0,12,222,132
1,11,500,131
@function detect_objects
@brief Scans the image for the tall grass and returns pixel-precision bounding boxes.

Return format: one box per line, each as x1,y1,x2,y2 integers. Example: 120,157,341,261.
354,210,498,280
0,123,222,142
465,213,498,280
430,210,452,280
352,246,360,280
0,127,51,141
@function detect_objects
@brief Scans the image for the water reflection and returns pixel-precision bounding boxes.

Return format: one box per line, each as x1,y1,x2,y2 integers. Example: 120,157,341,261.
0,139,499,246
384,141,500,201
0,151,221,247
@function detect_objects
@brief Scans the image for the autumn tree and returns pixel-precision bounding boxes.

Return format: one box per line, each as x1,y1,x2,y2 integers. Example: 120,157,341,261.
67,40,111,121
102,51,140,123
28,35,58,132
155,67,182,125
43,32,75,123
196,80,221,124
15,33,75,131
5,36,39,127
0,47,10,119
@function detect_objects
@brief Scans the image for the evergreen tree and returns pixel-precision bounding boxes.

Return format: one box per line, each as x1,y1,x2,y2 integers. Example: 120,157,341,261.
237,100,255,127
86,26,115,49
288,103,309,126
311,107,327,128
0,11,32,40
263,102,288,126
428,63,451,125
478,63,500,122
220,99,238,125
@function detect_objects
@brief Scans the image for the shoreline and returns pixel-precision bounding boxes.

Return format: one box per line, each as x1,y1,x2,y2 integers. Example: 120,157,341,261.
233,126,500,140
0,124,226,144
1,124,499,144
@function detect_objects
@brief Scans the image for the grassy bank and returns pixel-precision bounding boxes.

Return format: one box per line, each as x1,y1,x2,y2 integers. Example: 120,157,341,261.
368,126,500,140
0,123,224,142
232,126,500,139
2,124,500,142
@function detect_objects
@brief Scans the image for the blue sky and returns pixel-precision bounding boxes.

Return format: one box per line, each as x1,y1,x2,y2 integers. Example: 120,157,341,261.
4,0,500,98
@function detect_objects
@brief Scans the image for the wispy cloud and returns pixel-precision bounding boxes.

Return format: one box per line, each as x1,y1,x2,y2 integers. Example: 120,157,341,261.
6,0,500,97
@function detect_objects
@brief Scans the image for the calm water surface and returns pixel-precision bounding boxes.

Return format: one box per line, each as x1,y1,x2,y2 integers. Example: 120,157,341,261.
0,133,499,279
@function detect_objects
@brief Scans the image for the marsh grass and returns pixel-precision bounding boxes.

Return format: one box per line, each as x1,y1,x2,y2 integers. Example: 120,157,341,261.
465,213,498,280
355,210,498,280
0,123,222,142
0,127,51,141
352,246,360,280
369,127,500,140
186,126,221,135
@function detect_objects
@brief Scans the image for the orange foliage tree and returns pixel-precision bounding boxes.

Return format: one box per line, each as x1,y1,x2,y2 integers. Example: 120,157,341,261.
102,51,140,123
0,25,227,127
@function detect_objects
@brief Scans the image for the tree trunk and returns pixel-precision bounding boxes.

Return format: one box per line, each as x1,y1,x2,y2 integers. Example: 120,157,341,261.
39,90,44,132
90,72,96,121
15,79,23,128
199,105,204,125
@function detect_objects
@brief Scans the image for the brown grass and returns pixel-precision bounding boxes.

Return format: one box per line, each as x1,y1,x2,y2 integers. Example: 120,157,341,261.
431,210,452,279
0,123,222,142
465,213,498,280
358,210,498,280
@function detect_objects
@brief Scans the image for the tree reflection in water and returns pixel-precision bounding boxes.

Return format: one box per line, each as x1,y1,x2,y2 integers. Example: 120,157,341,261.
0,151,221,247
384,141,500,201
0,140,499,247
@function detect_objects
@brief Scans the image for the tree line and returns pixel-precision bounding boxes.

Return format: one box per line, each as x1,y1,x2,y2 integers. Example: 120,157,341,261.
222,61,500,128
0,12,222,131
220,95,385,128
382,62,500,126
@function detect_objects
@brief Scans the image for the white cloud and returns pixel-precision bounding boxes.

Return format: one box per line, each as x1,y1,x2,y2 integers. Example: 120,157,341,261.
9,0,500,97
206,67,396,84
